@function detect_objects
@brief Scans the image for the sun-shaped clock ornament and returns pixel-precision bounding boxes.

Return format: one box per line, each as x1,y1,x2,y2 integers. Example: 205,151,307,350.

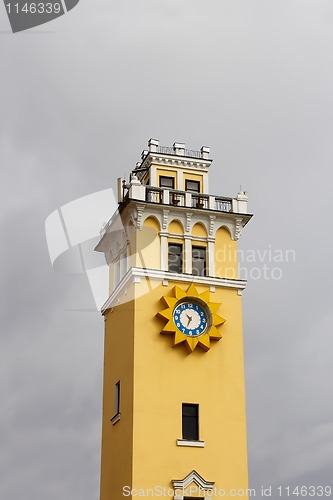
156,283,226,353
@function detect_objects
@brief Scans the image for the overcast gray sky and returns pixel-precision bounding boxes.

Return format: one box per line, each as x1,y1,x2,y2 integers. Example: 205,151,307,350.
1,1,333,499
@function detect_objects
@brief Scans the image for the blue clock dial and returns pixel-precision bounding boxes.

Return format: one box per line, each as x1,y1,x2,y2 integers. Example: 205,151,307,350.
173,301,208,337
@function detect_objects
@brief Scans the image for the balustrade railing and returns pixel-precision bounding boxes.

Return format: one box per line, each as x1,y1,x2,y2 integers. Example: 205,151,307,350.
146,186,162,204
140,186,233,213
191,194,209,209
169,190,185,207
215,197,232,212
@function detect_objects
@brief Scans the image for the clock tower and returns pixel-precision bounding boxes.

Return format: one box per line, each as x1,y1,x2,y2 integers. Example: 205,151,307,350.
95,139,252,499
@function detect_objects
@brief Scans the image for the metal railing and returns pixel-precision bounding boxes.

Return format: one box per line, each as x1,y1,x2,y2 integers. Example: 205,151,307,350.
156,146,203,159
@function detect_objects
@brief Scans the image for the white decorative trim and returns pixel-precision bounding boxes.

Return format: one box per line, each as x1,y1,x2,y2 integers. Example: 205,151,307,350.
176,439,205,447
136,204,145,230
209,215,216,237
104,230,129,265
111,413,121,425
150,165,157,186
185,235,209,242
163,190,170,205
161,235,168,271
208,240,215,277
160,233,209,243
184,237,191,274
234,217,243,240
165,233,184,240
143,153,212,172
185,212,192,233
172,470,214,500
162,209,169,230
101,267,247,313
177,169,183,191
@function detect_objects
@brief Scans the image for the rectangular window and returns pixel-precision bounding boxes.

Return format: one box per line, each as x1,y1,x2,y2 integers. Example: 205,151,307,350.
168,243,183,273
114,381,120,416
159,176,175,189
192,246,207,276
182,403,199,441
185,179,200,193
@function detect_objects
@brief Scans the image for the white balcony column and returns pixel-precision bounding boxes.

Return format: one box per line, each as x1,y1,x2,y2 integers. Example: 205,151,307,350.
184,237,192,274
150,165,157,186
161,234,168,271
208,239,215,277
185,192,192,208
232,198,238,212
162,189,170,205
209,195,215,210
236,191,248,214
177,169,183,191
129,175,145,200
202,173,209,194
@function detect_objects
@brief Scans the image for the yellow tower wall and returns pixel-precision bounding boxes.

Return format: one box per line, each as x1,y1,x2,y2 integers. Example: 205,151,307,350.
100,301,135,500
98,146,251,499
131,280,248,496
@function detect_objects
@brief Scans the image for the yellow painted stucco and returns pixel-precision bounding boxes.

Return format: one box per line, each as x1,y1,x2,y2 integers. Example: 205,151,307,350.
182,172,203,192
192,222,208,238
136,216,161,270
155,167,206,193
156,168,177,189
168,220,184,235
215,226,238,280
100,301,135,499
100,277,248,499
131,281,248,495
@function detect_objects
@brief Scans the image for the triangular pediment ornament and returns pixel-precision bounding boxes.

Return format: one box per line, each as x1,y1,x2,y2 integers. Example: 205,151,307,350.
172,469,215,490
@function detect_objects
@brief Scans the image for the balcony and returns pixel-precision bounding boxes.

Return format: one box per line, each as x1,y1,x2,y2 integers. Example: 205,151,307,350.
124,184,246,214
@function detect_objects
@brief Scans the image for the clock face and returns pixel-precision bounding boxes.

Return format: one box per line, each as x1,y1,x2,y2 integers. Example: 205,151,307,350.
157,284,226,352
173,301,208,337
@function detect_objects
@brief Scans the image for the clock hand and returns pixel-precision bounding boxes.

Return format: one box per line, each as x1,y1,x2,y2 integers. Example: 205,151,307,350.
187,316,193,327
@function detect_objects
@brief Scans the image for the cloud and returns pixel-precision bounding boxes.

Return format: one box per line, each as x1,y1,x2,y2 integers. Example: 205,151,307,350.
2,1,333,498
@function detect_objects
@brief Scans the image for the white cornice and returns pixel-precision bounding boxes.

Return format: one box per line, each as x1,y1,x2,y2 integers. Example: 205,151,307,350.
101,267,247,313
141,152,212,172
